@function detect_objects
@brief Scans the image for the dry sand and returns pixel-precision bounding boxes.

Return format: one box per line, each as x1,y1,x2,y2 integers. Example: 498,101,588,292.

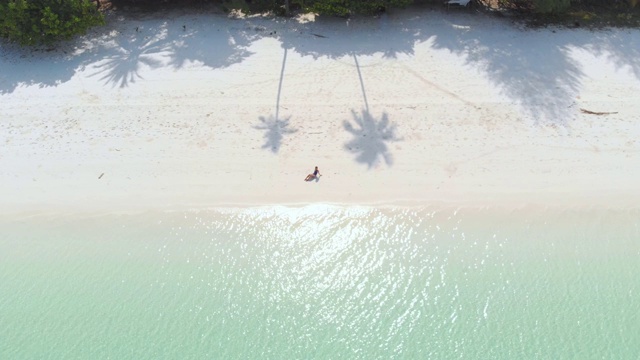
1,9,639,214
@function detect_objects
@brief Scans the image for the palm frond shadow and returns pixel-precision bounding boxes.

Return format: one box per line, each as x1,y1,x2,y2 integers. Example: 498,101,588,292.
87,19,257,88
91,37,166,88
343,109,401,168
254,115,297,153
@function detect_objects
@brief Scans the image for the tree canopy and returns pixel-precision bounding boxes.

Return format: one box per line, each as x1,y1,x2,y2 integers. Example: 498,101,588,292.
0,0,104,45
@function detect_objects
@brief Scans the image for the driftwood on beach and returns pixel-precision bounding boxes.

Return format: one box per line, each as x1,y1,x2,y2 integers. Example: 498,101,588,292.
580,108,619,115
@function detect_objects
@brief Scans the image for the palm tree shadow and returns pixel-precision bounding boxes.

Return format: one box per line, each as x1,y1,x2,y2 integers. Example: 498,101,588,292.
254,115,297,153
343,109,401,168
90,35,166,88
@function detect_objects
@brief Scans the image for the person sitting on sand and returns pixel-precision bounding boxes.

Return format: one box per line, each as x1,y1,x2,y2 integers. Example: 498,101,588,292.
304,166,321,181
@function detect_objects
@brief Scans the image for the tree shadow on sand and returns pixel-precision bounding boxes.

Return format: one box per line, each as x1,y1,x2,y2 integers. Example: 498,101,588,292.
429,17,583,127
0,10,258,93
343,109,401,168
89,16,257,88
90,34,166,87
254,115,297,153
424,15,640,127
343,53,401,168
277,12,419,60
270,10,640,129
0,41,95,95
255,47,298,153
2,7,639,130
164,20,255,70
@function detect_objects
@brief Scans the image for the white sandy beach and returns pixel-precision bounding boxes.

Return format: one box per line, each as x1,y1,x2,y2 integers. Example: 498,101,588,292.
1,8,639,214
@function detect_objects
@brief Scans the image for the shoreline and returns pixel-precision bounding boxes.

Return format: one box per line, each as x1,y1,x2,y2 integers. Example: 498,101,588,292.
1,10,639,216
3,191,640,218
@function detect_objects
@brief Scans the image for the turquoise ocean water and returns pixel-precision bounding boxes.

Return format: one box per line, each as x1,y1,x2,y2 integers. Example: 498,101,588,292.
1,206,639,359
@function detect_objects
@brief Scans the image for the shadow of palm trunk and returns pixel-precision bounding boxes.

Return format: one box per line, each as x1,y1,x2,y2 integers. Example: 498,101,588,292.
255,48,297,153
354,53,369,112
345,54,401,168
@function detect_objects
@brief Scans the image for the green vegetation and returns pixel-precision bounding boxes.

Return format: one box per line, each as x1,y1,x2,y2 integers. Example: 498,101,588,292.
505,0,640,27
532,0,570,14
0,0,104,45
304,0,413,16
220,0,640,18
217,0,413,16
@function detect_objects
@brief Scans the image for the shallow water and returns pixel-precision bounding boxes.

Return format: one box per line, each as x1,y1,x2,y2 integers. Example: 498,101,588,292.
1,206,639,359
